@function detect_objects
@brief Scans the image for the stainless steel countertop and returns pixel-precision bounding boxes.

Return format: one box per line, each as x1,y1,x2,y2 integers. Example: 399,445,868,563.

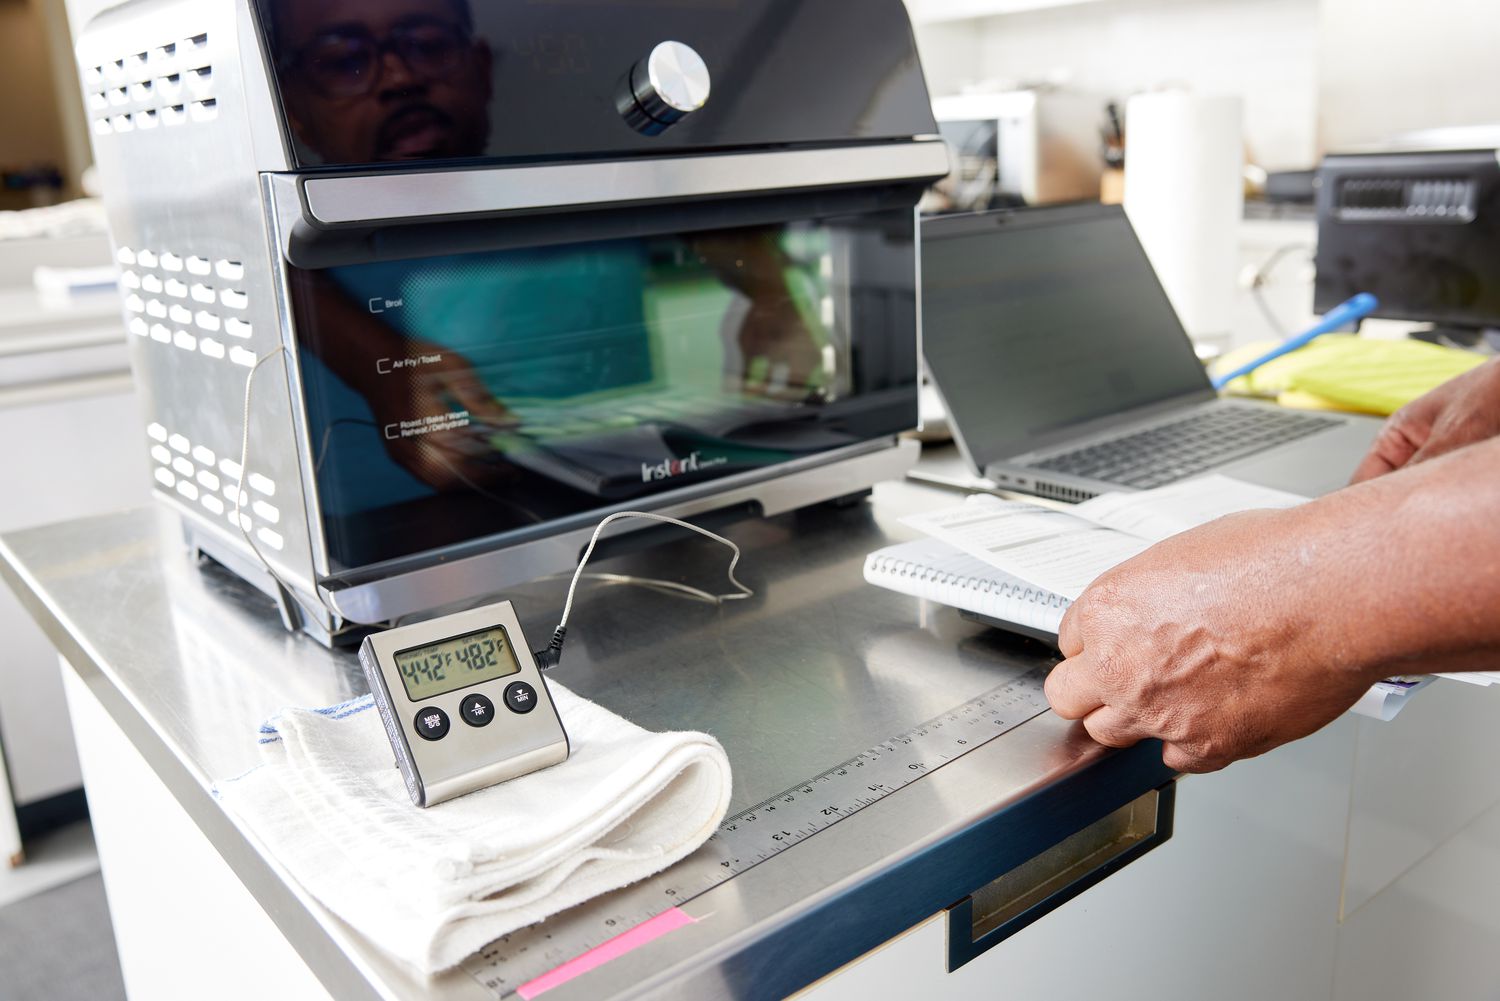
0,473,1171,1001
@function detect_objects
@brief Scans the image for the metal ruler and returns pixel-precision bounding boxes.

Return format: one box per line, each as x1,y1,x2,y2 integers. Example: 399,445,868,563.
462,668,1051,997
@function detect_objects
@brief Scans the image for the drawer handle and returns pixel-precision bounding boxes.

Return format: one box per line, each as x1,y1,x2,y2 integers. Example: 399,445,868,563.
946,782,1176,971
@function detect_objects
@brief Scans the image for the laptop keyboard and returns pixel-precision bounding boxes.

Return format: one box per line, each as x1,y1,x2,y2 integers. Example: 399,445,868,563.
1026,407,1343,489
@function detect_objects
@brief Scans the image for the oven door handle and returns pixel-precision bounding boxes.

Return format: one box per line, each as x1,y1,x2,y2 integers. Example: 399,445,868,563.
290,139,952,228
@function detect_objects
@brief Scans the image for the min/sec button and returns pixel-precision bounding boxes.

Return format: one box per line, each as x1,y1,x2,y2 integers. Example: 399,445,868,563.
413,707,450,741
504,682,539,715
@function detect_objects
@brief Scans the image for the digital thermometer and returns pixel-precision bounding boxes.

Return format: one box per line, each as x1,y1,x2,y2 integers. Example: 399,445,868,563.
358,601,569,808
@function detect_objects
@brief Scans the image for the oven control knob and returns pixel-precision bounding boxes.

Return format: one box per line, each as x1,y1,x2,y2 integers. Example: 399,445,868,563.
619,41,711,135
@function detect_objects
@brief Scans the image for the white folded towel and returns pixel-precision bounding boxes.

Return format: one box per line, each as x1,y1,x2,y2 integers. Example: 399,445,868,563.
216,683,731,974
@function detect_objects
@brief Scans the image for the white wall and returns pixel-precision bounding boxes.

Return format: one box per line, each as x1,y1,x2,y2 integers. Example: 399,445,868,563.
60,0,116,37
912,0,1322,170
1319,0,1500,152
912,20,987,100
911,0,1500,169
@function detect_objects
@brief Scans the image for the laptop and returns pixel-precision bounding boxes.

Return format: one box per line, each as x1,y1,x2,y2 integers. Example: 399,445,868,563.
918,204,1383,501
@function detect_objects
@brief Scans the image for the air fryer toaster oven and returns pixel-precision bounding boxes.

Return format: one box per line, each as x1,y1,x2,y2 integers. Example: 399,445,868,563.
79,0,949,643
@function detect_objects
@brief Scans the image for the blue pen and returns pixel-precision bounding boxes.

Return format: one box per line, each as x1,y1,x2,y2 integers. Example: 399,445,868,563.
1211,293,1381,391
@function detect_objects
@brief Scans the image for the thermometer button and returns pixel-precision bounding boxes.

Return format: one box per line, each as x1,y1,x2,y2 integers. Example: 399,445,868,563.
504,682,539,715
460,693,496,728
413,707,451,741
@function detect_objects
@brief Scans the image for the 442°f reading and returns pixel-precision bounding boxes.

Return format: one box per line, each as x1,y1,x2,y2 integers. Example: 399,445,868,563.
393,627,522,702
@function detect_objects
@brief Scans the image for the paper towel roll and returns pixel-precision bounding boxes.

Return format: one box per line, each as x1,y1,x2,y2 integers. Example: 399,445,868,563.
1124,92,1244,345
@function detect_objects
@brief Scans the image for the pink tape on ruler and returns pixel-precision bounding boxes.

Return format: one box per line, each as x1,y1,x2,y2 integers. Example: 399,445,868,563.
517,908,698,999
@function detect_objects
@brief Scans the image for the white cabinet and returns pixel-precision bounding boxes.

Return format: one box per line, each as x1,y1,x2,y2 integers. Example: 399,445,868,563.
61,664,337,1001
0,384,147,803
0,257,147,851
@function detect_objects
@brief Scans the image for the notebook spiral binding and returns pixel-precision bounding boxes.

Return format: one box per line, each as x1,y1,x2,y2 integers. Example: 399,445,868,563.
870,554,1071,610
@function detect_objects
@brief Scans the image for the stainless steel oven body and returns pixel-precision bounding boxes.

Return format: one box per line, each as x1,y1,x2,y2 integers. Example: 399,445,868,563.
77,0,948,644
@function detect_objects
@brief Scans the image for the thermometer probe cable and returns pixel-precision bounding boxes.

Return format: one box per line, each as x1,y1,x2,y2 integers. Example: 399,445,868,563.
535,510,755,670
234,349,756,657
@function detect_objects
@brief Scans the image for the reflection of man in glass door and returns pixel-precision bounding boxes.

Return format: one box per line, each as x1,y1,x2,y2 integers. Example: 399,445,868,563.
267,0,822,499
266,0,493,164
270,0,519,494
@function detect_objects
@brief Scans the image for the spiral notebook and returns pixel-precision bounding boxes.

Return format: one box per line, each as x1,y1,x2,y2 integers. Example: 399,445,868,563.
865,537,1434,721
864,538,1070,643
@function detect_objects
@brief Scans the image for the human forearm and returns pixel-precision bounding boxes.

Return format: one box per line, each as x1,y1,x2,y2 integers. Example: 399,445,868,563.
1044,434,1500,772
1280,433,1500,679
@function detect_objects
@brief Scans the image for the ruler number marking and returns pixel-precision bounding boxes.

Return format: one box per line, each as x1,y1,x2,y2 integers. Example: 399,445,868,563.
462,670,1049,996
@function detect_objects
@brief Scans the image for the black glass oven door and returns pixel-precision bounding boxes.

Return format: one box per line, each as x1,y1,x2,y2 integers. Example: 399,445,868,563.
287,208,918,572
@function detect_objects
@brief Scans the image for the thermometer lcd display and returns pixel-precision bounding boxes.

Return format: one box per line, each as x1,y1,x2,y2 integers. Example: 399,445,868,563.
393,627,522,703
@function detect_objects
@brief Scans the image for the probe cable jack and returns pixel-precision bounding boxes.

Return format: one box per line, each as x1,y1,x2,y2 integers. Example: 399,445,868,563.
535,511,755,670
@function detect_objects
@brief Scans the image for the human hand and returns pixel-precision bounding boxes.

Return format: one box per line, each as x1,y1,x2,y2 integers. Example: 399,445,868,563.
731,297,823,400
1043,509,1384,773
1351,357,1500,484
690,229,825,401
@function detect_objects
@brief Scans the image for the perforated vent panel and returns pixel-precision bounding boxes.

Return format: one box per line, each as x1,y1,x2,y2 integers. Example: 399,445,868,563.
118,245,252,366
85,32,216,137
145,422,284,549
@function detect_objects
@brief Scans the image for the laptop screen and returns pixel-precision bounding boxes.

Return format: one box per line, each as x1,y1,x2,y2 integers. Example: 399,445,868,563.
921,206,1212,468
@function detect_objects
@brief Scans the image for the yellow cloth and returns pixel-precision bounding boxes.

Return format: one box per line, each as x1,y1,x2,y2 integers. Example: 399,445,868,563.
1273,389,1380,414
1211,336,1487,416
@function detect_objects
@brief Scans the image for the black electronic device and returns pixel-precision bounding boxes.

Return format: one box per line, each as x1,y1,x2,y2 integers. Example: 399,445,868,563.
1315,149,1500,337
